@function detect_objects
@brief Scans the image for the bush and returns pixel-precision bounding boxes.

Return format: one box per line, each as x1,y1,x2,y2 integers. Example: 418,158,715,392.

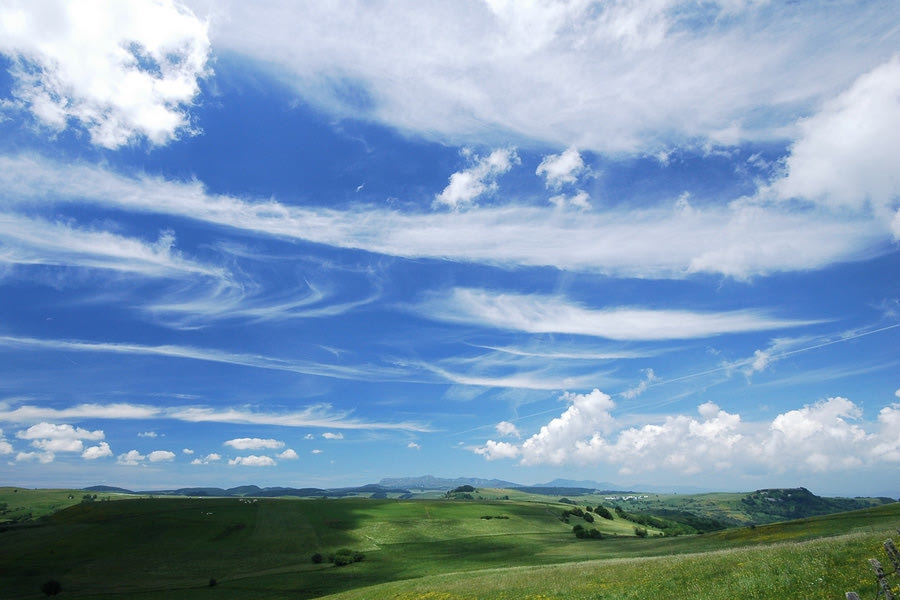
311,552,324,564
328,548,365,567
583,512,594,523
634,526,648,538
595,506,614,520
41,580,62,596
208,578,217,587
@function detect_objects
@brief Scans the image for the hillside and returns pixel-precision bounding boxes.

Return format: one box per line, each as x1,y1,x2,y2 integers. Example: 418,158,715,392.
1,486,897,599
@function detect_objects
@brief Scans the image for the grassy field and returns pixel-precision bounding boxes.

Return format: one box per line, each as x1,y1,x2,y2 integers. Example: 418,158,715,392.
0,488,897,599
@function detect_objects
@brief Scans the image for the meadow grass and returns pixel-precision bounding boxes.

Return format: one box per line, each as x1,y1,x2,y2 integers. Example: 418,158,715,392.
0,491,896,599
318,528,899,600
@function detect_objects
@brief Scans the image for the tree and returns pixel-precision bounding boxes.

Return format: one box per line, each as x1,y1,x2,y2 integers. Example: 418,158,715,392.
633,526,648,538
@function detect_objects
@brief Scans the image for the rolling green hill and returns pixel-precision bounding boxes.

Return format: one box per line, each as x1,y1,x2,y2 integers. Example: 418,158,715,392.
0,487,896,599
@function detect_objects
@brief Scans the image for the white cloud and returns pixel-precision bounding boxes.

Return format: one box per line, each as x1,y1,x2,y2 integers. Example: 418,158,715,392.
0,0,211,148
537,147,585,188
31,438,84,453
147,450,175,462
304,434,315,440
228,455,276,466
311,449,323,454
16,450,54,463
322,432,344,440
277,448,298,460
549,191,591,211
182,448,194,455
0,429,12,455
495,421,520,438
407,442,421,450
0,213,227,280
474,439,520,461
138,431,158,438
0,334,421,391
203,2,896,152
475,393,900,476
0,155,890,279
621,368,659,399
434,148,519,209
117,449,145,465
773,57,900,232
82,442,112,460
416,288,815,341
0,393,428,432
15,422,105,456
16,422,104,442
896,388,900,398
224,437,284,451
518,389,617,465
191,452,221,465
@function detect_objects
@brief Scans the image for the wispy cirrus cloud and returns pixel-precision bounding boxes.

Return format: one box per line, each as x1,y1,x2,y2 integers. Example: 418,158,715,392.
0,213,226,279
414,288,817,341
0,334,410,383
203,1,899,152
0,399,429,433
0,154,890,279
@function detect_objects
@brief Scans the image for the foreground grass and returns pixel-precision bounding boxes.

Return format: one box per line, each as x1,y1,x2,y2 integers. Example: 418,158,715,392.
319,529,897,600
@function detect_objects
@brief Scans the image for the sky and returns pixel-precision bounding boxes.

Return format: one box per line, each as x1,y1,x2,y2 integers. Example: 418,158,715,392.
0,0,898,498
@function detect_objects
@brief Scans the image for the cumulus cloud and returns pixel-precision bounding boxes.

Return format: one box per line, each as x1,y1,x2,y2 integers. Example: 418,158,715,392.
229,455,276,466
407,442,421,450
322,432,344,440
117,449,145,465
773,57,900,232
495,421,520,438
0,0,211,148
82,442,112,460
16,422,104,442
311,449,323,454
16,450,54,463
15,422,105,458
0,429,12,455
182,448,194,455
138,431,158,438
277,448,298,460
537,147,585,188
191,452,221,465
549,191,591,211
147,450,175,462
475,393,900,476
224,437,284,450
434,148,519,209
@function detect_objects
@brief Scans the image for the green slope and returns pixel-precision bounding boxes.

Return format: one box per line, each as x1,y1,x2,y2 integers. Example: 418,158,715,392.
0,490,896,600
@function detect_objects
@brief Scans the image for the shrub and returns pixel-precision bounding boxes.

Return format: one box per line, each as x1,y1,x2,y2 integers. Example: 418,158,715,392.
208,578,217,587
595,506,614,520
583,512,594,523
41,580,62,596
311,552,324,564
634,526,648,538
329,548,365,567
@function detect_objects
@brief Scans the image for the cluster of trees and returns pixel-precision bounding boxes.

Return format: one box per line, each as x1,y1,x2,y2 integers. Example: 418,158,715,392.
572,524,603,539
311,549,365,567
560,504,614,524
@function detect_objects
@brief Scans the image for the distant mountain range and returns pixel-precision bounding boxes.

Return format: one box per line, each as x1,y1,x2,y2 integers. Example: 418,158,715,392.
83,475,720,497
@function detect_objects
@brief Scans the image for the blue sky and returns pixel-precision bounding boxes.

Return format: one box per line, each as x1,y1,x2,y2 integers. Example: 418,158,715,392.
0,0,899,497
